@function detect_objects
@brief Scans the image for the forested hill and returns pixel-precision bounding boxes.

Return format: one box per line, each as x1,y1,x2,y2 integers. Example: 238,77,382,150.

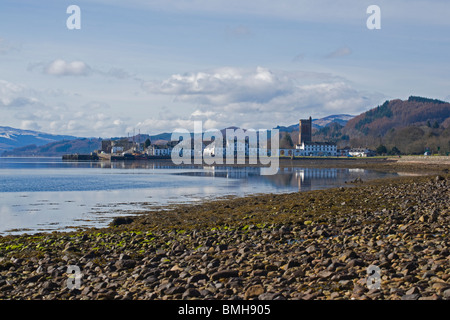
337,96,450,154
343,96,450,137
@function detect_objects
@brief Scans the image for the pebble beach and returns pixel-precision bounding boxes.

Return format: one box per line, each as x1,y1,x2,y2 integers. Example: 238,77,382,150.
0,157,449,300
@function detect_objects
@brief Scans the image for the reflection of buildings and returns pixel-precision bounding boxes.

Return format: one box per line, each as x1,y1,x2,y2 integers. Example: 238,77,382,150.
295,168,338,191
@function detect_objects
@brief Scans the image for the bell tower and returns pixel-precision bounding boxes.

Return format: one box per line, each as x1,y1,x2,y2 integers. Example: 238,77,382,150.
299,116,312,144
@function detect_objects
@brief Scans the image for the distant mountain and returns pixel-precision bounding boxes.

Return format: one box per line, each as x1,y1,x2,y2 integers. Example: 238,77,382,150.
313,114,355,128
3,97,448,157
274,114,354,132
0,126,78,154
2,138,102,157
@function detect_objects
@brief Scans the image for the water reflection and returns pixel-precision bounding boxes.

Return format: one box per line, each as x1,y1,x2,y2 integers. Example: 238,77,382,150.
0,158,398,235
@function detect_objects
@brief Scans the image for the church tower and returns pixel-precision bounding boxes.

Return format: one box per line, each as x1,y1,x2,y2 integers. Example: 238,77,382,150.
299,117,312,144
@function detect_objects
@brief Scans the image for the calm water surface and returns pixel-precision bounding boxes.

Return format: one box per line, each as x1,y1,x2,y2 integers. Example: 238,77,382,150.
0,157,398,235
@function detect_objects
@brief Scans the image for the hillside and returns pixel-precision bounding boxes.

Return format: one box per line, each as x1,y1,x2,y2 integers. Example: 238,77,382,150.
324,96,450,154
343,96,449,137
1,138,102,157
0,126,78,154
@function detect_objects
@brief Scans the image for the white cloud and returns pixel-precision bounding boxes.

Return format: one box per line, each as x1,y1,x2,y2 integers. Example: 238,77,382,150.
43,59,91,76
0,80,40,108
140,66,385,131
20,120,40,131
29,59,134,80
0,80,127,137
143,66,293,105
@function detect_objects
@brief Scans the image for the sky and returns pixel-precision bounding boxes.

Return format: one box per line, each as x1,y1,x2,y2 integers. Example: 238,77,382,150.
1,0,450,138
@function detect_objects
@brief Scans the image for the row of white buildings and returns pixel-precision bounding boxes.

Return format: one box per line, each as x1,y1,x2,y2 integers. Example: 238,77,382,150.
145,140,374,158
106,116,375,158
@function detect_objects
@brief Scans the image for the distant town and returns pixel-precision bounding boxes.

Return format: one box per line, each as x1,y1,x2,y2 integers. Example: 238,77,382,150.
64,116,376,162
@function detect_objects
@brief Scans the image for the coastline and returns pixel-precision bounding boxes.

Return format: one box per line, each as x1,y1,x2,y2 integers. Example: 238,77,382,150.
0,157,449,300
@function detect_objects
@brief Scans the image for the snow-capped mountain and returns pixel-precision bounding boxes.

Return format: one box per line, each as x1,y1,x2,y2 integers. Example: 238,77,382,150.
0,126,78,154
274,114,355,132
312,114,355,128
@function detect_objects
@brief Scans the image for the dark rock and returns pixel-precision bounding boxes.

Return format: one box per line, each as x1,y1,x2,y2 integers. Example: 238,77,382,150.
285,260,300,269
42,281,58,290
210,270,239,281
252,263,266,270
23,275,42,284
110,217,133,226
265,264,278,271
165,286,185,295
182,288,201,299
252,270,268,277
188,273,209,283
410,245,423,252
119,253,131,260
115,259,136,270
403,262,418,272
216,244,228,251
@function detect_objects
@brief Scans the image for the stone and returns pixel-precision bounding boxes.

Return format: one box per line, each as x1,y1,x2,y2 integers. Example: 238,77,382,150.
330,292,340,299
188,273,209,283
244,285,264,300
418,294,440,300
110,217,133,226
265,264,278,271
210,270,239,281
115,259,136,270
443,289,450,299
401,294,420,300
410,245,423,252
422,271,435,279
317,270,333,279
432,282,450,292
305,245,317,253
405,287,420,295
182,288,201,299
258,292,284,300
165,286,185,295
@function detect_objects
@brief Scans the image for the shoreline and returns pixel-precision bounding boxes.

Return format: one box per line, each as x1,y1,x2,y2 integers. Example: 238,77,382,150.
0,159,449,300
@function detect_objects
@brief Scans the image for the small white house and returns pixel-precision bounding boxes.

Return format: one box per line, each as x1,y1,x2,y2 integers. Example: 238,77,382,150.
349,148,375,157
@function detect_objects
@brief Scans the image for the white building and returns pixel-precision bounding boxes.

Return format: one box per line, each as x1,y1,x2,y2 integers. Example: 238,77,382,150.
295,142,337,157
348,148,375,157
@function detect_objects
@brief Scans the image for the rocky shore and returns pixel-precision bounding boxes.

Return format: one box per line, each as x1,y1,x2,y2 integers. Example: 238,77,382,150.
0,168,449,300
